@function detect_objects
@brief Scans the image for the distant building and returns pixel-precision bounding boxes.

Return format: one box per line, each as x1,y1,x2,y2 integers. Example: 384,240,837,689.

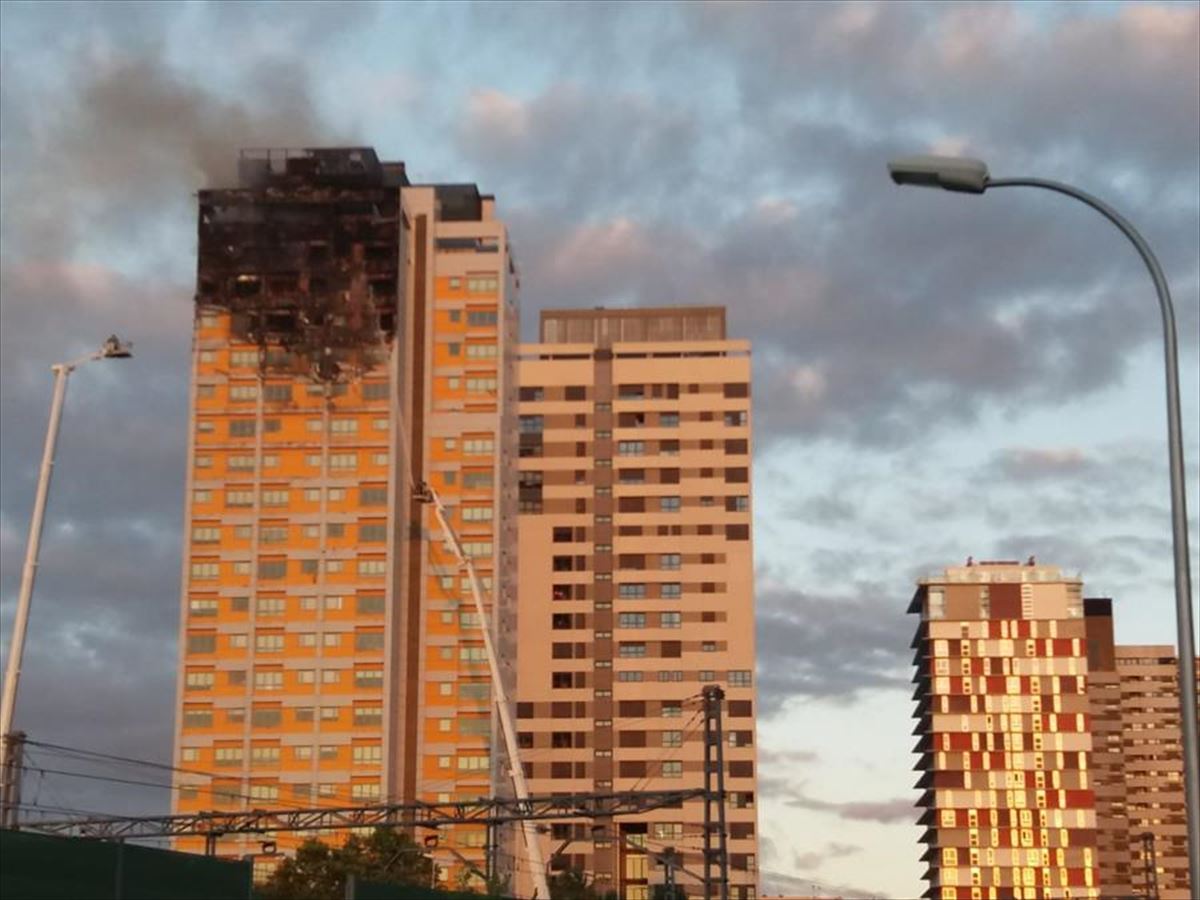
515,307,759,900
1085,599,1195,900
909,561,1100,900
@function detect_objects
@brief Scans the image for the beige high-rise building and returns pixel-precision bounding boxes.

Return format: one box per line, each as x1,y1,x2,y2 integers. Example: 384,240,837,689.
515,307,759,900
172,147,518,885
1085,599,1195,900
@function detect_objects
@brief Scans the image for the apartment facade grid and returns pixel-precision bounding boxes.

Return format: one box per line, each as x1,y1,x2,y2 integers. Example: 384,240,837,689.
514,307,759,900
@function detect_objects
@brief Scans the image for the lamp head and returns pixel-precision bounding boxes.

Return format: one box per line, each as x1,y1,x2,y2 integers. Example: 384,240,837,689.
887,155,990,194
101,335,133,359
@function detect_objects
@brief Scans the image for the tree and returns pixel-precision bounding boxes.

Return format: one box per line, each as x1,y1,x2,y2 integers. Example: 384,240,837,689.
546,867,615,900
259,828,436,900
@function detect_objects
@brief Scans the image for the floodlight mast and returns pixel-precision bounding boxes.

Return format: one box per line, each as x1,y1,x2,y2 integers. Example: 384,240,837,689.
888,155,1199,891
0,336,133,828
420,483,552,900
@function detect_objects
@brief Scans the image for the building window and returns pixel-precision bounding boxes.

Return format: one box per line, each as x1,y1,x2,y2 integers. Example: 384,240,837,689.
660,583,682,599
466,377,498,394
356,595,386,615
255,633,284,653
660,496,681,512
355,631,385,651
360,520,388,542
360,487,388,506
256,597,285,616
189,562,219,580
331,419,358,434
225,490,253,507
186,633,216,653
619,643,647,658
463,438,495,455
355,668,385,690
353,706,383,726
618,613,646,629
184,671,214,691
363,382,389,400
729,670,753,687
661,612,682,629
618,584,646,599
358,559,387,576
618,441,644,456
229,420,256,437
661,761,683,778
254,670,283,691
188,598,218,617
251,707,282,727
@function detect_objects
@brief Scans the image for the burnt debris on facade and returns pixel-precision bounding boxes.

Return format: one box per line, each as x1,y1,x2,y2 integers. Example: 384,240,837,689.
195,147,408,382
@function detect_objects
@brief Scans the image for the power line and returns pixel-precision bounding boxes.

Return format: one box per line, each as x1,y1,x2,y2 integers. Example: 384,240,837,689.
22,739,389,814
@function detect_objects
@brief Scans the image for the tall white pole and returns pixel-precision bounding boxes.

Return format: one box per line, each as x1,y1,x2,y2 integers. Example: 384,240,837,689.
424,487,552,900
0,364,72,809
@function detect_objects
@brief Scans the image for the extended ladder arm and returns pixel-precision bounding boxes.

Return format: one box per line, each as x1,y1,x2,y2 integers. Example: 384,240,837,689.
419,483,552,900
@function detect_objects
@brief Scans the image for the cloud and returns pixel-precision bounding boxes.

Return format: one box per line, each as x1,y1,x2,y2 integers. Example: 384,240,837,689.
446,2,1198,446
756,585,911,715
990,447,1097,481
783,787,914,826
792,841,862,871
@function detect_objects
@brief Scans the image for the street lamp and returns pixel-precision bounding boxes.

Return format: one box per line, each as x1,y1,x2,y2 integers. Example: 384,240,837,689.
888,154,1198,890
0,335,133,826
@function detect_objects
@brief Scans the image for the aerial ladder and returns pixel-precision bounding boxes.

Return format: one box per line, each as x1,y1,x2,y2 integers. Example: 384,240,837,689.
416,481,552,900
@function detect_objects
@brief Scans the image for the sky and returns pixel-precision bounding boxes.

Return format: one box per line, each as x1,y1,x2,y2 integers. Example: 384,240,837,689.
0,1,1197,897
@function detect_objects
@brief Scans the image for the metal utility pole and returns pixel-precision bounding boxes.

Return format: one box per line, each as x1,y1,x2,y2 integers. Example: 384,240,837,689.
0,731,25,829
1,336,131,828
420,484,551,900
701,686,729,900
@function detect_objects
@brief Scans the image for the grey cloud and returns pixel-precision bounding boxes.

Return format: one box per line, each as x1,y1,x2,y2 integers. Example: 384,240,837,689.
756,585,910,715
783,788,914,826
792,841,862,871
991,447,1098,481
451,3,1197,446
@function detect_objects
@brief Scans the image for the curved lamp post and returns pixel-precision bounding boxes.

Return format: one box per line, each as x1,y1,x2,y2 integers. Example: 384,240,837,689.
0,335,133,826
888,155,1197,889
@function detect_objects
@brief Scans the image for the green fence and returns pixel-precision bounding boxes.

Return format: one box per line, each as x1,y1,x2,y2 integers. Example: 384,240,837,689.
1,829,253,900
345,877,506,900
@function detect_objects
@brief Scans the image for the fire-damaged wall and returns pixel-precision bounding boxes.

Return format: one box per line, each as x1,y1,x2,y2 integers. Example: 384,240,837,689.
195,147,408,382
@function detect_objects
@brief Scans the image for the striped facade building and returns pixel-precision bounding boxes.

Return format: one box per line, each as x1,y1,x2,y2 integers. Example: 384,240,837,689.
910,561,1100,900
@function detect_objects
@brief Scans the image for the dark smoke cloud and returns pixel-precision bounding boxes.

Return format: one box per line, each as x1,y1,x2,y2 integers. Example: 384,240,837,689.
0,3,362,819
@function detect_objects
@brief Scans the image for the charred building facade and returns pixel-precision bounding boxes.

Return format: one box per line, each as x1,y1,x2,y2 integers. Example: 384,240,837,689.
174,148,520,887
196,147,407,382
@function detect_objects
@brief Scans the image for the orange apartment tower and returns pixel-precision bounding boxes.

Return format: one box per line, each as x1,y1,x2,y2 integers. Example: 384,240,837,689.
515,307,759,900
910,561,1101,900
172,147,518,884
